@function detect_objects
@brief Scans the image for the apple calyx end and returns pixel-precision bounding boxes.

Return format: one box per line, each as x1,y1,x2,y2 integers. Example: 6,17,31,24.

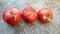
27,11,32,15
9,11,13,14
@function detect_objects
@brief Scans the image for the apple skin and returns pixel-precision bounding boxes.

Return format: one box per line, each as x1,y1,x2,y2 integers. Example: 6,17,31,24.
3,8,21,26
38,8,53,23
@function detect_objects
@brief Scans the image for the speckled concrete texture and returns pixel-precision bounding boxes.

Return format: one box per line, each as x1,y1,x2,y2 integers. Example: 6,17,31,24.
0,0,60,34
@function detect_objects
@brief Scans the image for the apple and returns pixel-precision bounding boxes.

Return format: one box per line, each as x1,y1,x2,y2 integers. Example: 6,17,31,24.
22,6,37,24
38,8,53,23
3,8,21,26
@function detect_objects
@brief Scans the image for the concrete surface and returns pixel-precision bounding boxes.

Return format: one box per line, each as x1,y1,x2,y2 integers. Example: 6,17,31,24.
0,0,60,34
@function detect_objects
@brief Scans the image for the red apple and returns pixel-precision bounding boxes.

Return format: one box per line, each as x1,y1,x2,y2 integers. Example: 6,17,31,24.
38,8,53,23
22,6,37,24
3,8,21,26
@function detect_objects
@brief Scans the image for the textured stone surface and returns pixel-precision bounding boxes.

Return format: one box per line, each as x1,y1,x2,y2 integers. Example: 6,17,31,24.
0,0,60,34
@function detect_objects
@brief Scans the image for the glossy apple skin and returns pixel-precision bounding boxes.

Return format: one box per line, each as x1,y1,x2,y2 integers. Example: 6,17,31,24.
38,8,53,23
22,6,37,24
3,8,21,26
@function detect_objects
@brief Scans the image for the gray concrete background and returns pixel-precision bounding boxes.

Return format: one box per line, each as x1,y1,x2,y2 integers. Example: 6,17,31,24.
0,0,60,34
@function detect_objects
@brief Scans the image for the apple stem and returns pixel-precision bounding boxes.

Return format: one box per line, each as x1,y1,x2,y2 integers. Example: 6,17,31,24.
48,18,51,22
45,14,52,22
44,14,52,23
13,15,17,20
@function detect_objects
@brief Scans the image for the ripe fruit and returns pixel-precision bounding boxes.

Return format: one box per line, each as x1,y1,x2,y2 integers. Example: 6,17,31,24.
22,6,37,24
38,8,53,23
3,8,21,26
